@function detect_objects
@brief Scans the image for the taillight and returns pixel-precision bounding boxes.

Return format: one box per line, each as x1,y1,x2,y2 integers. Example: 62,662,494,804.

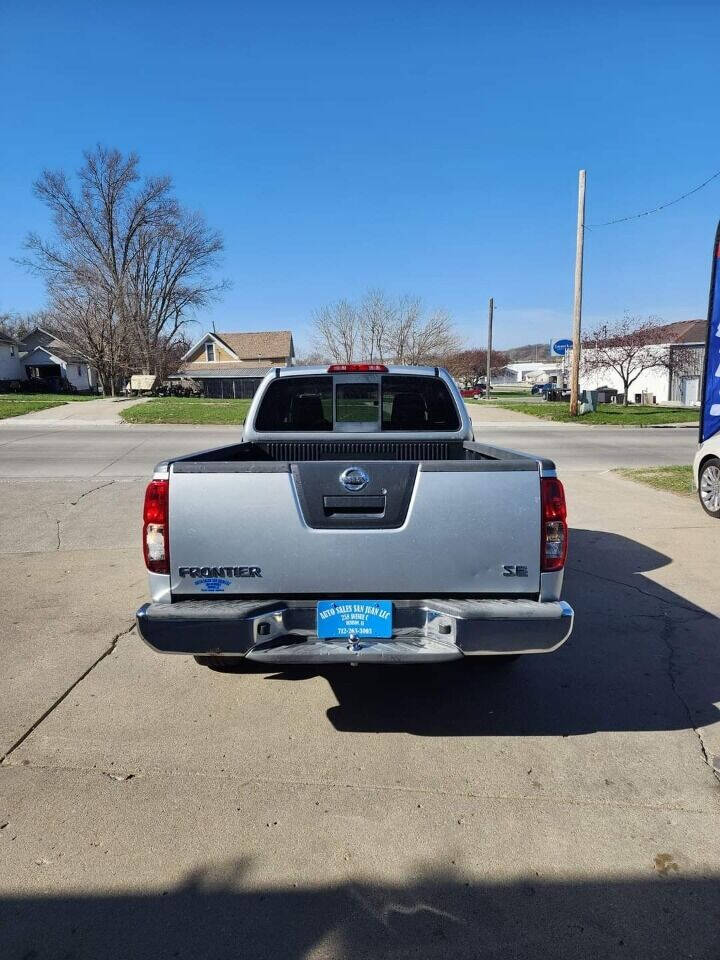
541,477,567,572
143,479,169,574
327,363,388,372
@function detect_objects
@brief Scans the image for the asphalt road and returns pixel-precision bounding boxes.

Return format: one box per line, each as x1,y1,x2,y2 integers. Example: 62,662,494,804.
0,416,699,478
1,418,718,959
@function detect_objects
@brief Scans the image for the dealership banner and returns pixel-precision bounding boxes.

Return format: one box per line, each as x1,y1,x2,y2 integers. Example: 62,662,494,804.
701,222,720,442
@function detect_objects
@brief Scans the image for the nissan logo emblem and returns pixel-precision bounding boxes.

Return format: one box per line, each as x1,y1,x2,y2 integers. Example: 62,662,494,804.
339,466,370,492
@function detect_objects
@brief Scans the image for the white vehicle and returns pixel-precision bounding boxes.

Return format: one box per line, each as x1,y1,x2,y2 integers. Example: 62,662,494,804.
694,437,720,518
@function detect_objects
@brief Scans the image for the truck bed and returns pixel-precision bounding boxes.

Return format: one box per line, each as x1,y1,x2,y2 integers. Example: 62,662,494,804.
163,439,553,468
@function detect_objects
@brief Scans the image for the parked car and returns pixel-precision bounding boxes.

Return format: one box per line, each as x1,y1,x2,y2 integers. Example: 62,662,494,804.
695,432,720,518
460,385,485,399
135,364,573,670
545,386,571,402
531,382,553,396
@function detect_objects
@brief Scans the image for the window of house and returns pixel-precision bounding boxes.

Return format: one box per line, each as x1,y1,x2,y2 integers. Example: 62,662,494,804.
77,365,82,376
206,342,215,362
10,345,15,357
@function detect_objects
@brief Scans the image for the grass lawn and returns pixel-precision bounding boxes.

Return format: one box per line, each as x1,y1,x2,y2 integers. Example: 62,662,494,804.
0,398,69,419
488,388,532,398
0,393,96,402
496,402,700,426
615,465,694,496
466,393,540,404
120,397,253,424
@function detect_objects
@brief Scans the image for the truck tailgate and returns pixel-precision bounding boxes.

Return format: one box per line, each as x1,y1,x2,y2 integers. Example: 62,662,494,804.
168,462,541,597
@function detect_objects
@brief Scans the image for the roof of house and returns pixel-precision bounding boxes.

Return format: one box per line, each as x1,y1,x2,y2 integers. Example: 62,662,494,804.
176,363,273,379
19,326,58,345
212,331,293,359
646,318,708,344
23,344,88,364
584,319,709,351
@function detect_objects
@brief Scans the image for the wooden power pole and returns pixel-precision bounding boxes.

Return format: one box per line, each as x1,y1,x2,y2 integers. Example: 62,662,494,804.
485,297,494,400
569,170,586,416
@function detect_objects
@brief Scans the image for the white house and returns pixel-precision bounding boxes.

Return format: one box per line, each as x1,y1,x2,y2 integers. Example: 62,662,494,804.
0,334,24,381
499,361,563,384
18,327,98,392
578,319,707,405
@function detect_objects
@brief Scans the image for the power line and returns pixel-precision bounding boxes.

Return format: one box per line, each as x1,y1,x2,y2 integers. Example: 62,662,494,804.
587,167,720,228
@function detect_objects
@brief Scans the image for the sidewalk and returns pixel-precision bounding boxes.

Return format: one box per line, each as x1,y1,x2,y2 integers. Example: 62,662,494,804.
0,396,150,427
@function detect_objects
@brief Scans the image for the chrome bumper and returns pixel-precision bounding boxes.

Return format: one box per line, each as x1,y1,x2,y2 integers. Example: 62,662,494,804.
136,598,573,663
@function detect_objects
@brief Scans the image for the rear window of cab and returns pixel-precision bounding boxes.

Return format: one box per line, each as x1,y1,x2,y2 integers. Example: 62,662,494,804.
254,375,461,432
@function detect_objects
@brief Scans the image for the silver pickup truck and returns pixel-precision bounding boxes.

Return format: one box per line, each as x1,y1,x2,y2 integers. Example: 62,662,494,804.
136,364,573,669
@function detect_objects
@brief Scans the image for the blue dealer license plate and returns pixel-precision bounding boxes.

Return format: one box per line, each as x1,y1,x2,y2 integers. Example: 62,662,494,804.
316,600,393,639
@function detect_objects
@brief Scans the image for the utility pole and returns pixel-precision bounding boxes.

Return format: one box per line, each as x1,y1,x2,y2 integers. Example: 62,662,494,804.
485,297,494,400
569,169,586,416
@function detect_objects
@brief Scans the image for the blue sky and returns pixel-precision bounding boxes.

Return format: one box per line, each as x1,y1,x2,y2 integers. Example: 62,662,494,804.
1,0,719,351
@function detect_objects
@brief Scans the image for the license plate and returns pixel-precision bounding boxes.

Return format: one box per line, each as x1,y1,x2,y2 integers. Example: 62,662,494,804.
316,600,393,639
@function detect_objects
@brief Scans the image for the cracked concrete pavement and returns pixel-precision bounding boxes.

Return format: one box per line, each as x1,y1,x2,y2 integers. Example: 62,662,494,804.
0,423,719,959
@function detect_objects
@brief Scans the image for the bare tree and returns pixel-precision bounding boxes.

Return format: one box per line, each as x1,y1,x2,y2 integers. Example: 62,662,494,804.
359,290,395,362
311,300,360,363
391,305,460,366
0,311,43,342
581,315,668,406
124,211,225,374
310,291,460,366
24,147,172,300
48,281,129,395
294,350,331,365
21,145,226,385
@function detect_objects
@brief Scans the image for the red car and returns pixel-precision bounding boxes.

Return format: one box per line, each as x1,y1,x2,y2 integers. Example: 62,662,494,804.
460,386,485,399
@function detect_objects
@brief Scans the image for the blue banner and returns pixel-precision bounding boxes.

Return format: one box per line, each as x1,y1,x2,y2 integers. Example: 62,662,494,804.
701,223,720,442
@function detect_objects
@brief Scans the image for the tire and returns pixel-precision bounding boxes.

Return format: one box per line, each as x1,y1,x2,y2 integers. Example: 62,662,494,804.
698,457,720,518
194,655,248,672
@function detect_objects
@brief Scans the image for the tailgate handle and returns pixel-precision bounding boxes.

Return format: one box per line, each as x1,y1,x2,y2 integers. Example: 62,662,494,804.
322,495,385,516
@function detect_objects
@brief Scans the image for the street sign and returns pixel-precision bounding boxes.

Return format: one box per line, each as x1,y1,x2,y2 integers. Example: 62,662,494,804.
551,338,573,357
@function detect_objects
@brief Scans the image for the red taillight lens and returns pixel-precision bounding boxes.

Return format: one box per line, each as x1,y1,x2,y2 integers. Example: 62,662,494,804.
327,363,388,372
143,479,169,574
541,477,567,572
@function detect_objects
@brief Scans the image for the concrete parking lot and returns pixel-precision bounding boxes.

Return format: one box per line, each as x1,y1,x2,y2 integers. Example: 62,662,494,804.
1,416,718,959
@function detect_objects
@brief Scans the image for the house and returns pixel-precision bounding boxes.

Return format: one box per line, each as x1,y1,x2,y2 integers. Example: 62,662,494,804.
175,330,295,398
495,361,563,385
579,319,707,405
18,327,98,392
0,333,24,383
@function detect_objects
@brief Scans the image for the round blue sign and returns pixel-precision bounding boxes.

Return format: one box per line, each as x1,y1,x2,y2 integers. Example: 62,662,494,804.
551,338,573,356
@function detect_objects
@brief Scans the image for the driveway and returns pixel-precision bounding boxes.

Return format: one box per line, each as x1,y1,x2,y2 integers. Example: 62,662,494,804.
5,395,150,426
1,424,718,959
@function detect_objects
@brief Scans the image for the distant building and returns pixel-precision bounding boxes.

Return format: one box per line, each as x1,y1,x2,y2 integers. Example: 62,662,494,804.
0,327,98,392
496,361,563,385
0,333,23,381
579,319,707,405
20,328,98,392
176,330,295,397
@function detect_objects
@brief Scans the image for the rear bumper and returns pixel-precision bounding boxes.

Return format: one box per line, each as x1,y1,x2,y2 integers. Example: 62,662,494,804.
136,597,573,663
